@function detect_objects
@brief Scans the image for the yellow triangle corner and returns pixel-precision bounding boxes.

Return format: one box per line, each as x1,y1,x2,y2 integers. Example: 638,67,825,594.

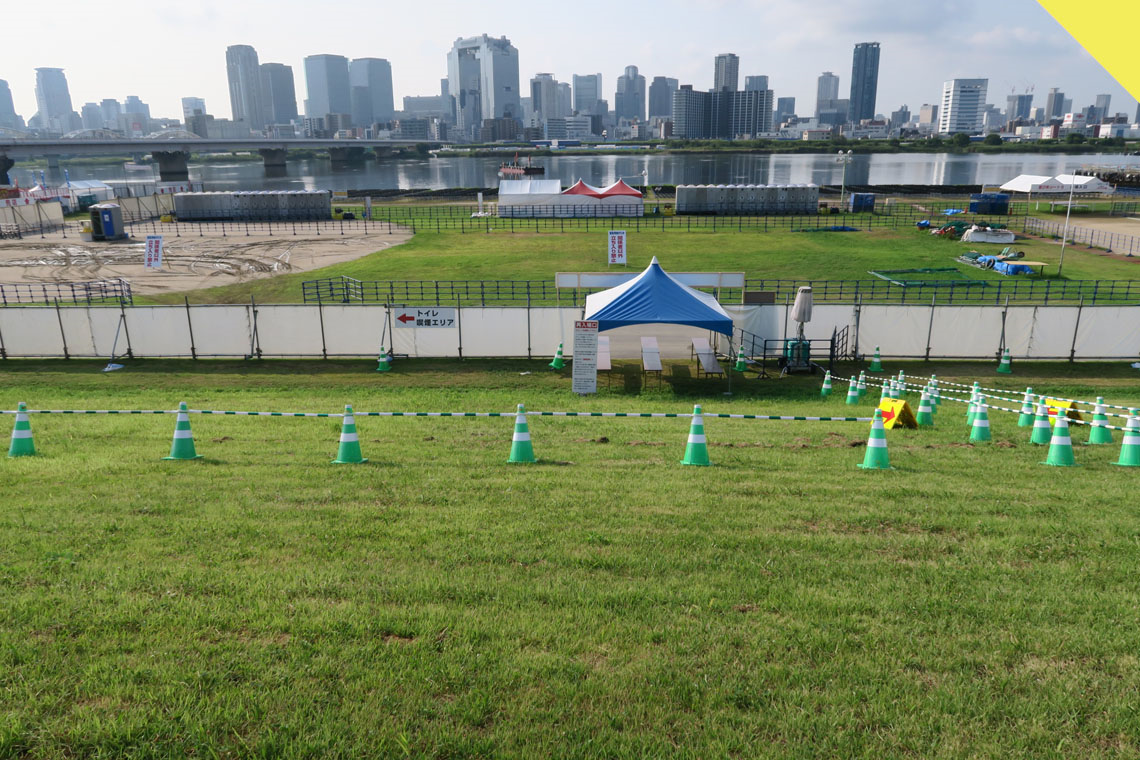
1037,1,1140,101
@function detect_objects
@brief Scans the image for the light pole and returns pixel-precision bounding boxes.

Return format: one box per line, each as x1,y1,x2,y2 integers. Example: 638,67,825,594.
1057,168,1078,278
837,149,853,211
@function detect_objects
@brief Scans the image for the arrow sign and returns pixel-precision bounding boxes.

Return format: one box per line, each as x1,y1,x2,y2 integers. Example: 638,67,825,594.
880,407,897,425
397,314,415,324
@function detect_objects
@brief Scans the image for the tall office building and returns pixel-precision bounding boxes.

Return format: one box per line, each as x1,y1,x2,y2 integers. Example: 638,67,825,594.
0,79,21,129
226,45,266,128
744,76,768,92
304,54,352,122
938,79,988,134
1044,87,1065,120
557,82,572,118
731,89,773,136
615,65,646,122
918,103,939,128
124,95,150,120
849,42,880,122
34,68,77,133
181,97,207,120
529,73,560,124
889,105,910,130
348,58,394,127
1095,94,1111,115
1135,102,1140,125
80,103,102,131
1062,98,1072,116
672,86,709,139
447,35,521,139
815,72,839,118
260,64,298,125
1005,93,1033,122
648,76,678,119
572,74,602,114
775,97,796,127
671,85,771,139
714,53,739,92
100,99,121,129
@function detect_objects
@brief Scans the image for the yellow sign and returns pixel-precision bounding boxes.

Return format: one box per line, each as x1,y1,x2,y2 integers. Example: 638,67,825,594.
878,399,918,430
1045,398,1083,426
1036,2,1140,101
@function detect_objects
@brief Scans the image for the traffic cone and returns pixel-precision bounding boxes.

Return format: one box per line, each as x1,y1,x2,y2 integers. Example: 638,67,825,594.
890,380,900,400
734,348,747,372
996,347,1012,374
507,403,536,463
929,377,940,407
879,381,890,402
1017,387,1035,427
820,371,832,398
857,408,892,470
857,371,867,399
916,391,934,427
845,378,860,405
1030,397,1052,445
1087,397,1113,445
970,402,992,442
549,343,565,370
680,405,710,466
966,393,977,426
896,370,906,398
375,346,392,372
331,404,367,464
1041,414,1077,467
163,402,203,460
1113,412,1140,467
868,346,883,372
8,401,35,457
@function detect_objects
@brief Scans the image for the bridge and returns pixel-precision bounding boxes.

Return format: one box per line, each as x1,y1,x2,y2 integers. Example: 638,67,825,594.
0,137,443,183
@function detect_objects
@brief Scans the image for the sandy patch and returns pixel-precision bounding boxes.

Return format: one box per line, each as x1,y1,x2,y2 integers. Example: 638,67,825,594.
0,225,411,295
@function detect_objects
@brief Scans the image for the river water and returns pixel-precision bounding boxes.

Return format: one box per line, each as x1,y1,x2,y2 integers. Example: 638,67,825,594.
13,151,1140,192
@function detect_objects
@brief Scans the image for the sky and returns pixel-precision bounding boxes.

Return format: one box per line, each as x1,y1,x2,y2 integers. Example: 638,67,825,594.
2,0,1136,123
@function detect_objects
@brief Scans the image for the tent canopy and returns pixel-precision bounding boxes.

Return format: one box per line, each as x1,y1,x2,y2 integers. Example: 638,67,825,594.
999,174,1112,194
498,179,563,195
583,257,734,335
562,179,643,198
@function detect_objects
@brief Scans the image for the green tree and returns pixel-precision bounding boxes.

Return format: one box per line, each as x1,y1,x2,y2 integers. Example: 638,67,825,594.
951,133,971,148
983,133,1003,146
1065,132,1086,144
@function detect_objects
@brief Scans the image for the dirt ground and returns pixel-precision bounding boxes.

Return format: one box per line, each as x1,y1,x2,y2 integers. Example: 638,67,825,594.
0,225,411,295
1054,214,1140,236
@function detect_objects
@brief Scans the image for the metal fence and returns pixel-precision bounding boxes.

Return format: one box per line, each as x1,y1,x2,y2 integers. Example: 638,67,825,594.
0,278,132,306
1022,216,1140,256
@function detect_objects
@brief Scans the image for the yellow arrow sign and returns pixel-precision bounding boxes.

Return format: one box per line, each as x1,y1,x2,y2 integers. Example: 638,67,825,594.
1036,1,1140,101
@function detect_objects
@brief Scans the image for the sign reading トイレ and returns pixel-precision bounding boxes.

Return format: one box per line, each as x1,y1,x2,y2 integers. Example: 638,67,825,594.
393,308,457,328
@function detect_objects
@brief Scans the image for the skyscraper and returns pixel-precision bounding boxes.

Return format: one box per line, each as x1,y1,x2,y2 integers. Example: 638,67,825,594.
348,58,394,127
80,103,102,131
1044,87,1065,120
615,65,646,122
226,45,266,128
260,64,298,125
124,96,150,120
557,82,572,118
34,68,76,133
530,73,560,124
573,74,602,114
849,42,880,122
714,54,739,92
815,72,839,118
744,76,768,92
100,99,121,130
938,79,988,134
648,76,678,119
1006,93,1033,122
447,35,521,139
775,97,796,126
671,85,771,139
181,97,207,120
304,54,352,122
0,79,21,130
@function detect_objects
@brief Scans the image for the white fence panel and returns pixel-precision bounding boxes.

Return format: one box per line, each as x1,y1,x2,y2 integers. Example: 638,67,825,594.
255,306,326,356
1002,307,1037,358
857,306,930,357
528,309,578,358
122,307,195,356
1072,307,1140,359
1025,306,1080,358
0,307,66,356
187,306,253,357
320,305,385,356
925,307,1000,358
461,308,532,357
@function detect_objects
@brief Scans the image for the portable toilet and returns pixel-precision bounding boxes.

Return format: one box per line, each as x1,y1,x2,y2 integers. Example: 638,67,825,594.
89,203,127,241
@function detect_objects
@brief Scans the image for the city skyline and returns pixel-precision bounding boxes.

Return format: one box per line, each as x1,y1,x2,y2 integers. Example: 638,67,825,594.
0,0,1135,127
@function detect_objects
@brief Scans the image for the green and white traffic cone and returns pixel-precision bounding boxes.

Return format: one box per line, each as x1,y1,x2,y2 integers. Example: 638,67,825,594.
163,402,203,461
507,403,536,463
970,401,992,442
1113,412,1140,467
549,343,565,370
1041,414,1077,467
929,377,940,407
331,404,367,464
857,371,867,400
734,348,747,372
1017,387,1035,427
1030,396,1052,445
845,378,860,405
1087,397,1113,445
857,408,892,470
879,381,890,402
996,347,1012,374
896,370,906,398
820,371,832,398
966,392,979,426
868,346,883,372
8,402,35,457
376,346,392,372
916,391,934,427
680,405,711,466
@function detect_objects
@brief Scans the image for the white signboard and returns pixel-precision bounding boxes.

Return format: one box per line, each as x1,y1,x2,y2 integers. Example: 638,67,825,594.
144,235,164,270
608,230,627,265
572,320,599,395
393,307,457,328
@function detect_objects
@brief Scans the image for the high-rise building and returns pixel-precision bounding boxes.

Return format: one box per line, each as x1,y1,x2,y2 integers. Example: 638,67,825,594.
615,65,646,122
938,79,988,134
572,74,602,115
1135,102,1140,125
672,86,709,139
1044,87,1065,120
918,103,939,128
1095,94,1111,115
714,54,739,92
1006,93,1033,122
849,42,880,122
730,89,773,136
529,73,560,124
34,68,76,133
671,85,771,139
744,76,768,92
181,97,207,120
226,45,266,128
0,79,22,129
1062,98,1073,116
775,97,796,127
80,103,102,131
889,105,910,130
304,54,352,122
815,72,839,118
648,76,678,119
260,64,298,125
447,35,521,139
349,58,394,127
124,95,150,120
100,99,121,129
557,82,572,118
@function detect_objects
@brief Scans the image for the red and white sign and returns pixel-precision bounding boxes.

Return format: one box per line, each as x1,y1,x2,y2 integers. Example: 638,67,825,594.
144,235,164,270
608,230,627,265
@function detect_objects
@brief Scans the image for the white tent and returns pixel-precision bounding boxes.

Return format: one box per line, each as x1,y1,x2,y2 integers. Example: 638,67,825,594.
1000,174,1112,195
998,174,1054,194
497,179,564,217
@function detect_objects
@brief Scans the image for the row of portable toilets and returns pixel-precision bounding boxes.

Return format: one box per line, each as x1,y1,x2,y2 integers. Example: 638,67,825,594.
675,184,820,215
172,191,332,222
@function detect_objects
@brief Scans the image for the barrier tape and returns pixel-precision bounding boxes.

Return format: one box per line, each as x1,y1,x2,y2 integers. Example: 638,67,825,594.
899,373,1138,414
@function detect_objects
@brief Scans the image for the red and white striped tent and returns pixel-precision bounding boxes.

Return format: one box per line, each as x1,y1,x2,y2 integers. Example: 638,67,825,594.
498,178,644,218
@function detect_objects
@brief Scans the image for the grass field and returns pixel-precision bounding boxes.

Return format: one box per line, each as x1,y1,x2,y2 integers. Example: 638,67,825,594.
3,359,1140,757
143,225,1140,306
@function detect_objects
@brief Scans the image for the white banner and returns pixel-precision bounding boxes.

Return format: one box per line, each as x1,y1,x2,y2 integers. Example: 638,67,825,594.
393,307,457,328
144,235,164,270
608,230,627,265
572,321,599,394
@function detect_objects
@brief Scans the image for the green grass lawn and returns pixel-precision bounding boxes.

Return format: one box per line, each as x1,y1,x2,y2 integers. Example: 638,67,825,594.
142,225,1140,306
3,359,1140,757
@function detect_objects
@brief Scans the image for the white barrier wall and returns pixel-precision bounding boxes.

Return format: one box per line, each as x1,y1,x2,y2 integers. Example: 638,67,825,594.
0,303,1136,360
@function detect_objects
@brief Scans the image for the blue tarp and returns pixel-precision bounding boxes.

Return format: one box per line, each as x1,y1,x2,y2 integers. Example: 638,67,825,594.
583,257,734,335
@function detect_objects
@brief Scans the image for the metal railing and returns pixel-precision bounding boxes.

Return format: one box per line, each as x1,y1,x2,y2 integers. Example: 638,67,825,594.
1022,216,1140,256
0,278,132,306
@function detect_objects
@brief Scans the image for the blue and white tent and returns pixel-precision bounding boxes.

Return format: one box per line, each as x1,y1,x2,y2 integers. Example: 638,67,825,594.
583,257,734,335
